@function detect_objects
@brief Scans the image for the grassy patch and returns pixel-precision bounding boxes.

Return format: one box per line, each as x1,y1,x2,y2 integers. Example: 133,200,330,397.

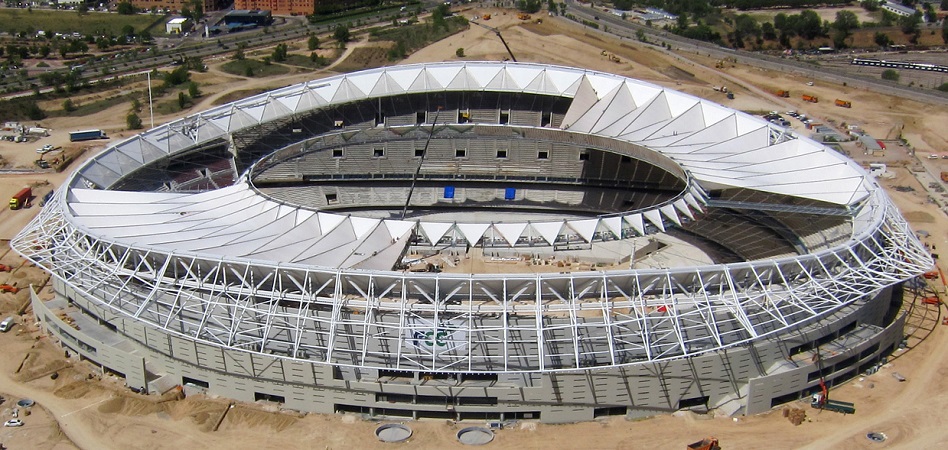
0,10,167,36
282,53,336,70
331,46,392,72
212,88,271,106
46,92,141,118
219,59,292,78
370,16,469,60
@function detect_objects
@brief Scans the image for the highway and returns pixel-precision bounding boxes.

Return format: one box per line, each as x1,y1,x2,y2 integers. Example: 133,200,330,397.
564,0,948,105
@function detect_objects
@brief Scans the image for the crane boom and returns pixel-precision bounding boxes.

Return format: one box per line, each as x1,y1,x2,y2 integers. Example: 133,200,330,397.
472,20,517,62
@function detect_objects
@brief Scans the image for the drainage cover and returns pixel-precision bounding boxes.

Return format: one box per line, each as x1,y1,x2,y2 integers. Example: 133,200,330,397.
457,427,494,445
375,423,412,443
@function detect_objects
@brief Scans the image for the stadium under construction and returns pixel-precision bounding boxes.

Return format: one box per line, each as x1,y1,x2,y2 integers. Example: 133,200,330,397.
13,62,931,423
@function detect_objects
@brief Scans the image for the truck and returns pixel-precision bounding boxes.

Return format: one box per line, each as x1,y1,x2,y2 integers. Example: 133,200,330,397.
69,129,107,142
834,99,852,108
774,89,790,97
811,381,855,414
687,437,720,450
802,94,818,103
9,187,31,210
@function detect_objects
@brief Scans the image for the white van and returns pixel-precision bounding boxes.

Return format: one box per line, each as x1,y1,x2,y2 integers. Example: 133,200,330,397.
0,317,15,332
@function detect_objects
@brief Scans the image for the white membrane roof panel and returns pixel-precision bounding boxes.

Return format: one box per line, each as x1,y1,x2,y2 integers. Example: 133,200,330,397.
61,62,879,269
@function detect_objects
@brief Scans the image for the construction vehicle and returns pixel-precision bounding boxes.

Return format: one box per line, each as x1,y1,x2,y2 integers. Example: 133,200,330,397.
69,129,107,142
472,20,516,62
0,284,19,294
687,437,720,450
835,99,852,108
941,171,948,183
600,50,620,63
774,89,790,97
924,270,940,279
482,13,491,20
811,379,855,414
517,13,531,20
9,187,31,210
802,94,818,103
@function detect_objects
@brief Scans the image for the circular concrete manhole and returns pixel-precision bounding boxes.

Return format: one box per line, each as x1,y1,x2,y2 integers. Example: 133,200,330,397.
457,427,494,445
375,423,412,443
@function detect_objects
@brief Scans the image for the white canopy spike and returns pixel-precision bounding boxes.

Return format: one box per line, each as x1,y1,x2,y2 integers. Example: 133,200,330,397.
494,222,528,245
643,209,665,232
568,219,600,242
456,222,492,245
624,214,645,236
419,221,454,243
383,220,416,241
532,221,564,245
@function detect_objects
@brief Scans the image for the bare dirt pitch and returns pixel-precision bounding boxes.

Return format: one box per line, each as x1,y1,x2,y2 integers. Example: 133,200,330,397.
0,11,946,449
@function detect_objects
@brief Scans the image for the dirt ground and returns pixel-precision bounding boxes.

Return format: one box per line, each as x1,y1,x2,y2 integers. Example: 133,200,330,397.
0,10,946,449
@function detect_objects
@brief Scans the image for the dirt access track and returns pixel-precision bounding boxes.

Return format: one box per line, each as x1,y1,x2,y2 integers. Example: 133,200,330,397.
0,10,946,450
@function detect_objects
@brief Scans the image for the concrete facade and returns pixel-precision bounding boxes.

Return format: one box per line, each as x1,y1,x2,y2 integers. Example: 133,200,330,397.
33,281,904,423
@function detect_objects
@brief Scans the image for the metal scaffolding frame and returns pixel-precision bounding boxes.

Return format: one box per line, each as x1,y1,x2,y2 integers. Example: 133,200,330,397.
13,62,931,375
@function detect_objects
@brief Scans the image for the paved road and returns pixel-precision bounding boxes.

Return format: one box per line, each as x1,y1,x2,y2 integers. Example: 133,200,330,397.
564,1,948,105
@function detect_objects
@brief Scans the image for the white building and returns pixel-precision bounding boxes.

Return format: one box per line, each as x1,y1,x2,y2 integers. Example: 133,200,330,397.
166,17,192,34
880,1,917,17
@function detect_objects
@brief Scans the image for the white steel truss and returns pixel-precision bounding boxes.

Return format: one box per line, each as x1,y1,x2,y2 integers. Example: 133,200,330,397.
12,62,931,374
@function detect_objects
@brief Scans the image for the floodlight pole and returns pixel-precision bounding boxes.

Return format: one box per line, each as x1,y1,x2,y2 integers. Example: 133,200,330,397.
147,71,155,129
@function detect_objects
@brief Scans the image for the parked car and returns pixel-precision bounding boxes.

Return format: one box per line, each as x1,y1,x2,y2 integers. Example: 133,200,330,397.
0,317,14,332
4,419,23,427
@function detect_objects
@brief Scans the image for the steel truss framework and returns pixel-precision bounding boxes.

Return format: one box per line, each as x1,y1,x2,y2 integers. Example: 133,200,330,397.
15,188,930,373
13,62,931,374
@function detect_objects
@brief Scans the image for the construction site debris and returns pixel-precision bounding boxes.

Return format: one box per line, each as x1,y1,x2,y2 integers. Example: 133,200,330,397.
783,407,807,426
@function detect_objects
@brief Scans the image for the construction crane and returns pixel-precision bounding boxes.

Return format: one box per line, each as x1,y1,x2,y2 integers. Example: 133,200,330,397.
471,20,517,62
401,108,442,220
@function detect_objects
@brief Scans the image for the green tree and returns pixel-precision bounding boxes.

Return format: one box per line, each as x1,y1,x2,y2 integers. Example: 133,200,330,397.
178,92,190,109
188,81,200,98
127,112,143,129
874,31,893,47
62,98,77,112
307,34,320,51
677,13,690,32
833,10,859,37
233,44,245,61
456,47,465,57
942,0,948,10
432,3,450,29
122,25,136,37
797,10,824,39
899,12,922,34
131,99,141,112
937,82,948,92
77,3,88,15
272,43,288,62
25,100,46,120
117,1,136,14
943,18,948,43
881,69,900,81
517,0,541,13
244,66,254,77
861,0,879,11
333,25,351,47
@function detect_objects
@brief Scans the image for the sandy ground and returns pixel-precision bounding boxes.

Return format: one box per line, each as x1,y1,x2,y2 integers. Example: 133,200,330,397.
0,10,945,449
